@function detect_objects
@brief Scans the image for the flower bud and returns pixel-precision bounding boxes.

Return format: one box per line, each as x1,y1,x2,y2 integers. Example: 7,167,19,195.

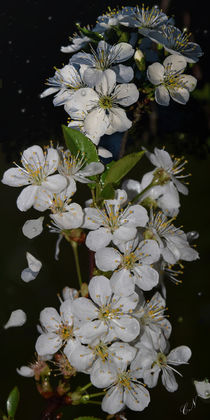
134,49,145,71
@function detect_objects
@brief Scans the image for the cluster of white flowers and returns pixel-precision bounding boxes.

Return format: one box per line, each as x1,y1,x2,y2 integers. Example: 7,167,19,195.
39,3,202,154
2,140,200,415
2,3,203,418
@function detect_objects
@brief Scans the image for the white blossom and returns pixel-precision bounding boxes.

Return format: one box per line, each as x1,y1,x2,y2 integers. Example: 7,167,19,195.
61,33,91,54
35,299,78,356
72,276,140,344
144,210,199,265
132,337,191,392
40,64,86,106
84,189,148,251
95,238,160,296
149,25,203,63
70,40,134,86
66,71,139,144
194,379,210,399
1,145,67,211
120,5,169,37
4,309,27,329
147,54,197,106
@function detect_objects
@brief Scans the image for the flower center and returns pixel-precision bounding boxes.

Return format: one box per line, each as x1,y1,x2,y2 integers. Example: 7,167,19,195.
117,371,132,389
57,323,74,341
93,342,109,362
99,95,113,109
98,304,121,321
156,352,167,367
122,252,138,269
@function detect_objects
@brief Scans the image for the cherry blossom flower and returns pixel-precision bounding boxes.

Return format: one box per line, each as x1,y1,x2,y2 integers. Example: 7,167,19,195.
144,210,199,265
95,238,160,296
149,25,203,63
40,64,86,106
21,252,42,283
35,299,78,356
61,33,91,54
147,54,197,106
70,40,134,86
194,379,210,399
84,189,148,251
120,5,169,37
2,145,67,211
72,276,140,344
66,70,139,144
94,356,150,414
132,337,191,392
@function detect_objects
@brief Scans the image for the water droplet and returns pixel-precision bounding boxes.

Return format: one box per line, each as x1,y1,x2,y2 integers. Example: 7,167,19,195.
48,16,52,20
18,89,23,94
26,59,30,64
198,292,202,297
21,108,26,113
81,90,86,96
32,227,37,232
8,40,12,45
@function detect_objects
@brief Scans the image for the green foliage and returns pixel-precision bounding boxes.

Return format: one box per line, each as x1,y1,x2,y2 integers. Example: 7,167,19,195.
192,83,210,102
75,23,104,42
102,151,145,187
62,126,99,163
6,387,20,419
100,183,115,199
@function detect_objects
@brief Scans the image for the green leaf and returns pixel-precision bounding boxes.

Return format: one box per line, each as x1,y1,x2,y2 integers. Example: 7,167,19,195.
103,151,145,186
100,161,115,186
100,183,115,199
75,23,104,42
62,126,99,163
6,386,20,418
74,417,102,420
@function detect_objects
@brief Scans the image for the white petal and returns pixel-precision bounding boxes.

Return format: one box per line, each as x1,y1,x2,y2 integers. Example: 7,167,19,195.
84,108,109,141
181,75,197,92
40,87,59,98
2,168,29,187
194,380,210,399
83,68,104,88
95,69,116,96
35,333,62,356
114,83,139,106
42,174,67,193
161,368,178,392
111,315,140,342
113,225,137,242
45,148,59,175
68,88,98,118
75,320,107,344
50,203,83,230
17,366,34,377
17,185,38,211
60,299,74,326
122,204,149,227
40,307,61,332
4,309,27,329
88,276,112,306
26,252,42,272
91,359,117,388
155,85,170,106
21,145,45,169
136,240,160,264
102,386,125,414
78,162,104,178
163,54,187,73
22,216,44,238
113,64,134,83
72,297,98,321
95,247,121,271
112,42,134,63
133,265,159,291
112,292,139,312
167,345,192,365
169,87,190,105
124,383,150,411
110,342,137,369
98,147,113,158
107,108,132,133
147,62,165,85
110,269,135,297
86,228,112,251
21,268,38,283
68,343,94,372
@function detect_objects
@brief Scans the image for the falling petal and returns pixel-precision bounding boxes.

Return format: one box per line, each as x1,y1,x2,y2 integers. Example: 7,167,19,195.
4,309,27,329
22,217,44,239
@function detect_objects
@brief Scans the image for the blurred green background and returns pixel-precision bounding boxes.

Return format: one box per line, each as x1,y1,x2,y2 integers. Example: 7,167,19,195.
1,0,210,419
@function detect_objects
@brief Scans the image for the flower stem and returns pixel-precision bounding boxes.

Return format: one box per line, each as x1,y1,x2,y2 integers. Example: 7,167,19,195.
131,181,154,204
80,382,92,393
86,400,102,405
88,392,106,398
70,240,82,288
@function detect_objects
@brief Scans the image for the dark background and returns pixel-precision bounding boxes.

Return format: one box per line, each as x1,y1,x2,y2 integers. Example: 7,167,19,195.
1,1,210,419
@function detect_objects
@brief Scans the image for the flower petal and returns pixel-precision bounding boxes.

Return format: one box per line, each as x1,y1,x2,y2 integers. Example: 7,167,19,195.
155,85,170,106
4,309,27,329
95,69,116,96
75,320,108,344
112,64,134,83
110,268,134,296
167,345,192,365
42,174,67,193
72,297,98,321
95,247,122,271
35,333,62,356
163,54,187,73
135,240,160,264
111,315,140,342
161,368,178,392
22,216,44,238
102,386,125,414
2,168,29,187
147,62,165,85
107,108,132,133
17,366,34,377
17,185,38,211
84,108,109,141
133,265,159,291
91,359,117,388
124,383,150,411
26,252,42,272
45,148,59,175
86,227,112,251
21,145,45,169
88,276,112,306
114,83,139,106
169,87,190,105
40,307,61,332
60,299,74,326
68,343,94,372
